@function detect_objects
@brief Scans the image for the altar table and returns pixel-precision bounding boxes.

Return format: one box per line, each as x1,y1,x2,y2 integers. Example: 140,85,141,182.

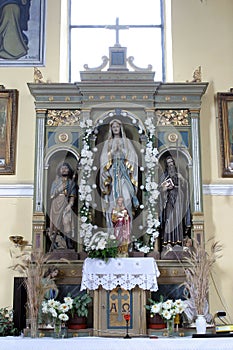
80,257,160,336
80,257,160,291
2,336,233,350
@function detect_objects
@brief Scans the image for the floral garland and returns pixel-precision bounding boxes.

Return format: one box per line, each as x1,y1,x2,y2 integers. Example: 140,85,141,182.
133,116,160,253
78,116,160,256
79,119,95,245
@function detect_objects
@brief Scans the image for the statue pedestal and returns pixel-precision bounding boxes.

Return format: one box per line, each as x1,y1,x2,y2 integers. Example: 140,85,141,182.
47,249,78,261
160,246,192,260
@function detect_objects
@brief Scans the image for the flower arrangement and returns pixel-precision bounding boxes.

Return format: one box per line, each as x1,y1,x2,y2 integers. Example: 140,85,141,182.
41,296,73,325
145,297,186,321
84,230,118,261
0,307,17,336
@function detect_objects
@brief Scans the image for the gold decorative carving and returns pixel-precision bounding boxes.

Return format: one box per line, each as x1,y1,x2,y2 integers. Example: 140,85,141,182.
165,96,170,101
156,109,189,126
143,95,148,99
58,133,69,143
193,224,204,230
34,67,45,83
121,95,126,99
160,269,168,276
192,66,202,82
70,269,79,276
46,110,81,126
186,66,202,83
34,225,44,231
168,133,178,143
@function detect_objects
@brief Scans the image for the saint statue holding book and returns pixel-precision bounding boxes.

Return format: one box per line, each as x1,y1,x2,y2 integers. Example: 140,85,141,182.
159,155,191,249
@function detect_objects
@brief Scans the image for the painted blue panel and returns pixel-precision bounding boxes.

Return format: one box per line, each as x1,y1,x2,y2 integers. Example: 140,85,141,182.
180,131,189,147
48,132,55,148
71,132,79,148
107,288,133,329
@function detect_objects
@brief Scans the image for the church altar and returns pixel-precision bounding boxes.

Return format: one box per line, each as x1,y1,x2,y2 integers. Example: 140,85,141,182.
2,336,233,350
80,257,160,291
80,257,160,337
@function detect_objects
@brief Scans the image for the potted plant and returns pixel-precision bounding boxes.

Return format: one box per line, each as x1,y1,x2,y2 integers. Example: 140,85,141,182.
68,292,92,330
0,307,18,336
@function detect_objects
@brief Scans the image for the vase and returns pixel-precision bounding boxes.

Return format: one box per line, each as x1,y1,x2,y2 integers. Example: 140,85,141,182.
166,318,174,337
195,314,206,334
53,321,62,338
30,317,38,338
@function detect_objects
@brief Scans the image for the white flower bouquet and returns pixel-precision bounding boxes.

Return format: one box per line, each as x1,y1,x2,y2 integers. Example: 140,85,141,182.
145,297,186,321
85,230,118,261
41,296,73,326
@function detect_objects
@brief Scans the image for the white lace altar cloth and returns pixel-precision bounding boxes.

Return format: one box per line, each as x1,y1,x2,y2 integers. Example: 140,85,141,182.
80,257,160,291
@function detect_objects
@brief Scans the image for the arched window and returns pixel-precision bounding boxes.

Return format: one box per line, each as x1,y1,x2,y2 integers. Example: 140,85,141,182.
68,0,165,82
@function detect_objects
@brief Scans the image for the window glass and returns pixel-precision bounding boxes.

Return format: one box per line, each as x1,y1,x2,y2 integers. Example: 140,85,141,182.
69,0,164,82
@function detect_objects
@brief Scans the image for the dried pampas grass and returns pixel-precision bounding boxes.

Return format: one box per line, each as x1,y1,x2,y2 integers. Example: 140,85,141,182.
10,250,56,322
182,239,222,315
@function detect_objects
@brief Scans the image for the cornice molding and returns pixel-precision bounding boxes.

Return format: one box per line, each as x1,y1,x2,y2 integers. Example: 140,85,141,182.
203,184,233,196
0,184,33,197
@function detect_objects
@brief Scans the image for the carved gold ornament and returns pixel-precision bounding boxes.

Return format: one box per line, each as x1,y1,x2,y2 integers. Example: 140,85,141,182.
58,133,69,143
46,110,81,126
168,133,178,143
156,109,189,126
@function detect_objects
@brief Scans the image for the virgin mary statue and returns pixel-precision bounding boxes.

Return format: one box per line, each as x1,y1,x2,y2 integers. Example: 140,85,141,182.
100,119,139,229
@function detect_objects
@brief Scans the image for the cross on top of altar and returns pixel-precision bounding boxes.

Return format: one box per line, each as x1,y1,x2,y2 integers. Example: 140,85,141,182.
106,17,129,47
82,17,153,74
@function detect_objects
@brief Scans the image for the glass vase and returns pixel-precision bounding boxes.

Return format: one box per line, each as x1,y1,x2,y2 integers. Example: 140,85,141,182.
166,318,174,337
53,321,62,338
30,317,38,338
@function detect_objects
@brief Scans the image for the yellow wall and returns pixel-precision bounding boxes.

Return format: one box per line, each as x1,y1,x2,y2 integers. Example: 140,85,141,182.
0,0,62,309
0,0,233,323
171,0,233,321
